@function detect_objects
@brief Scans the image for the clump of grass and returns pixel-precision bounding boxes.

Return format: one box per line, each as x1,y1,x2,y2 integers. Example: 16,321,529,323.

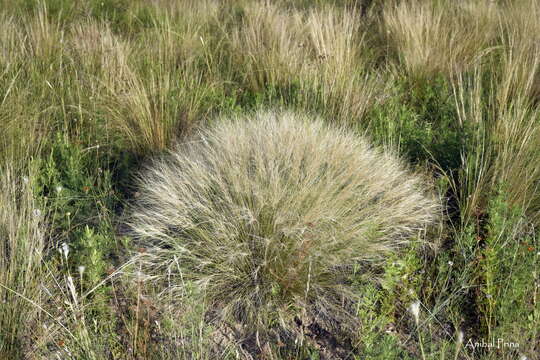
94,15,224,154
127,111,439,353
0,166,47,358
452,62,540,225
0,14,24,66
228,2,304,92
227,2,384,124
300,5,383,123
24,3,65,63
383,0,498,78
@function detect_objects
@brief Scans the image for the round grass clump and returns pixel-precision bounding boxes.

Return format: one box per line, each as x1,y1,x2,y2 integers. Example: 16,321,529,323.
128,111,438,345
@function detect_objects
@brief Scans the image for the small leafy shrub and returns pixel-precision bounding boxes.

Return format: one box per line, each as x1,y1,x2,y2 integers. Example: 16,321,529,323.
128,111,439,354
34,134,121,355
367,76,467,173
476,191,540,359
38,134,117,272
355,282,413,359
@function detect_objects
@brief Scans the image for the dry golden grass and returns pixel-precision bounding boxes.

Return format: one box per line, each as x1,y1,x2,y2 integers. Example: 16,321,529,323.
492,29,540,222
0,167,46,358
228,3,384,123
301,6,383,122
497,0,540,106
229,2,305,92
452,54,540,224
127,111,439,351
383,0,498,77
0,15,25,66
69,21,131,79
24,4,64,62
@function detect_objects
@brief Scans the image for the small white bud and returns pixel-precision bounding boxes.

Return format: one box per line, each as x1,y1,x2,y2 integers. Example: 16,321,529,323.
409,300,421,325
61,242,69,259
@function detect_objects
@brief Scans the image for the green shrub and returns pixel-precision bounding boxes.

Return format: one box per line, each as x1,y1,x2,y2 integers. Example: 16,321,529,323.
367,76,467,173
476,191,540,359
128,111,439,354
33,134,121,357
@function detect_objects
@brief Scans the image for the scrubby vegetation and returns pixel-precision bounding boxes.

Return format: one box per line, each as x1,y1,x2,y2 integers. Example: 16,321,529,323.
0,0,538,359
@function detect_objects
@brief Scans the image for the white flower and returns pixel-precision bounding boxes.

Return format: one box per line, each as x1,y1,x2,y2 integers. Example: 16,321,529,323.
409,300,421,325
78,266,86,276
448,261,454,266
55,185,63,193
61,242,69,260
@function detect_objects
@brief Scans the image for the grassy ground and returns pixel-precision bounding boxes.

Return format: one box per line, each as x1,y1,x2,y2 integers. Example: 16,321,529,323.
0,0,539,359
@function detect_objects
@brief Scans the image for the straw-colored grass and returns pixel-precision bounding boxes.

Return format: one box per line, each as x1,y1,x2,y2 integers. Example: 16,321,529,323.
383,0,498,77
451,5,540,225
0,167,46,358
228,3,383,124
128,111,439,350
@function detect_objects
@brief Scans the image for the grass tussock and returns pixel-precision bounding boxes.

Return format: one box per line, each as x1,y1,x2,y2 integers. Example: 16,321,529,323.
383,0,498,78
452,34,540,224
228,3,384,123
128,111,439,352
